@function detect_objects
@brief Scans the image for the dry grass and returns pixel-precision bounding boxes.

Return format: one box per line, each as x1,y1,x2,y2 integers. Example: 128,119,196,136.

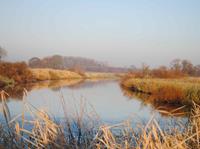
31,68,119,81
31,68,83,81
1,90,200,148
85,72,118,79
120,85,188,117
0,63,119,88
121,78,200,105
0,90,100,148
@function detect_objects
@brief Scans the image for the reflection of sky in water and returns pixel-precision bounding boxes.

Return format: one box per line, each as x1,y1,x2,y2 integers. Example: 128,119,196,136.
1,81,187,125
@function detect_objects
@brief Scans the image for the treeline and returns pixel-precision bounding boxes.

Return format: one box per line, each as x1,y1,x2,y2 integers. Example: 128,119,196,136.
127,59,200,78
29,55,128,73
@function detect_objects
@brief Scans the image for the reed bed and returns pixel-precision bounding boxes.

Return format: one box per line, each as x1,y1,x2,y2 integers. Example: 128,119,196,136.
85,72,118,79
31,68,118,81
120,85,188,117
31,68,83,81
1,90,200,148
121,78,200,105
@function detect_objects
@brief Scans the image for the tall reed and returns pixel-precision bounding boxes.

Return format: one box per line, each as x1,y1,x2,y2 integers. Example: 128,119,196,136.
1,90,200,148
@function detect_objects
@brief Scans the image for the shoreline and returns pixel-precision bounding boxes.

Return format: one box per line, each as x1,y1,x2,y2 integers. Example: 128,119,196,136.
121,77,200,105
30,68,120,81
0,68,121,89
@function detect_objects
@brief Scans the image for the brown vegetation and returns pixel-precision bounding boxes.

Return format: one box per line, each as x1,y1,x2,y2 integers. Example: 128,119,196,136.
0,62,34,84
68,65,86,77
126,66,186,79
85,72,118,79
121,59,200,107
31,68,118,81
128,59,200,79
0,61,118,89
120,85,188,117
121,78,200,105
30,68,83,81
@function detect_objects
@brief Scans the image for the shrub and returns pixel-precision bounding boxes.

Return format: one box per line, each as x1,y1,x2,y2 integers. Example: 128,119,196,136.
0,62,34,84
0,75,14,87
151,67,185,78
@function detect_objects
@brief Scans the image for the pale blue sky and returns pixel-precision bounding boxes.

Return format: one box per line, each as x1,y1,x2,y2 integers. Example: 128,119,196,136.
0,0,199,67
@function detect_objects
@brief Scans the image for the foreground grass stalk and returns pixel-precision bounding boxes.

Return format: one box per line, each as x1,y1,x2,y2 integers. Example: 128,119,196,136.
1,90,200,148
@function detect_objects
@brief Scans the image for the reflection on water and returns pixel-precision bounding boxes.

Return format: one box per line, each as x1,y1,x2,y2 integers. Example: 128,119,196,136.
0,79,188,124
3,79,114,100
120,85,189,117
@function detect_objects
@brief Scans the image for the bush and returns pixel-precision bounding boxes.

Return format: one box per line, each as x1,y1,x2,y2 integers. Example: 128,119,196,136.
0,75,14,87
0,62,34,84
151,67,185,78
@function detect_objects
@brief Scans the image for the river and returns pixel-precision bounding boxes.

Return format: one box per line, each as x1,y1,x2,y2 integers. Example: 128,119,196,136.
0,79,187,126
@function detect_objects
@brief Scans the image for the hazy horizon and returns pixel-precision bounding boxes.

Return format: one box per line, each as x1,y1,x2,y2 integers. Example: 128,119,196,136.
0,0,199,67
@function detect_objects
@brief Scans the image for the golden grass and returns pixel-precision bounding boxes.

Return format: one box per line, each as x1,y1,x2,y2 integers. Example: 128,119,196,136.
31,68,119,81
30,68,83,81
1,90,200,148
85,72,118,79
121,78,200,105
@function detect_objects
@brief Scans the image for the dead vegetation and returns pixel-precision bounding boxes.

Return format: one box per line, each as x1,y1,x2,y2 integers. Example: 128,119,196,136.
1,90,200,148
0,62,34,84
121,78,200,105
30,68,83,81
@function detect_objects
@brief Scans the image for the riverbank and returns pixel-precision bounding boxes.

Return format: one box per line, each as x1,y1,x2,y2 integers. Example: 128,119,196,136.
121,77,200,105
30,68,83,81
0,64,119,89
30,68,119,81
0,61,122,88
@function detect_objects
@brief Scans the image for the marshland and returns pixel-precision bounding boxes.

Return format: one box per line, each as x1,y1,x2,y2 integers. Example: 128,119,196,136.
1,0,200,148
0,58,200,148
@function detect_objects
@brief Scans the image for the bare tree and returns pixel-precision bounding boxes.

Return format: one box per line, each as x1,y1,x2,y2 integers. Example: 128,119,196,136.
194,65,200,76
0,46,7,61
141,63,150,77
170,59,182,71
181,59,194,75
28,57,41,68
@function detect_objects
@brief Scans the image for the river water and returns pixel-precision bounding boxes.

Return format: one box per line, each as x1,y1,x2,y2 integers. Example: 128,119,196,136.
0,79,187,126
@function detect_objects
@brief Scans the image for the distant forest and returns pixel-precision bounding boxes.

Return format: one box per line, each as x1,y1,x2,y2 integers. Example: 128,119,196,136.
28,55,129,73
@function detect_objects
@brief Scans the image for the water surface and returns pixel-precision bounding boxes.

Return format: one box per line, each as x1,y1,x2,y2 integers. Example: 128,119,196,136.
1,79,187,125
